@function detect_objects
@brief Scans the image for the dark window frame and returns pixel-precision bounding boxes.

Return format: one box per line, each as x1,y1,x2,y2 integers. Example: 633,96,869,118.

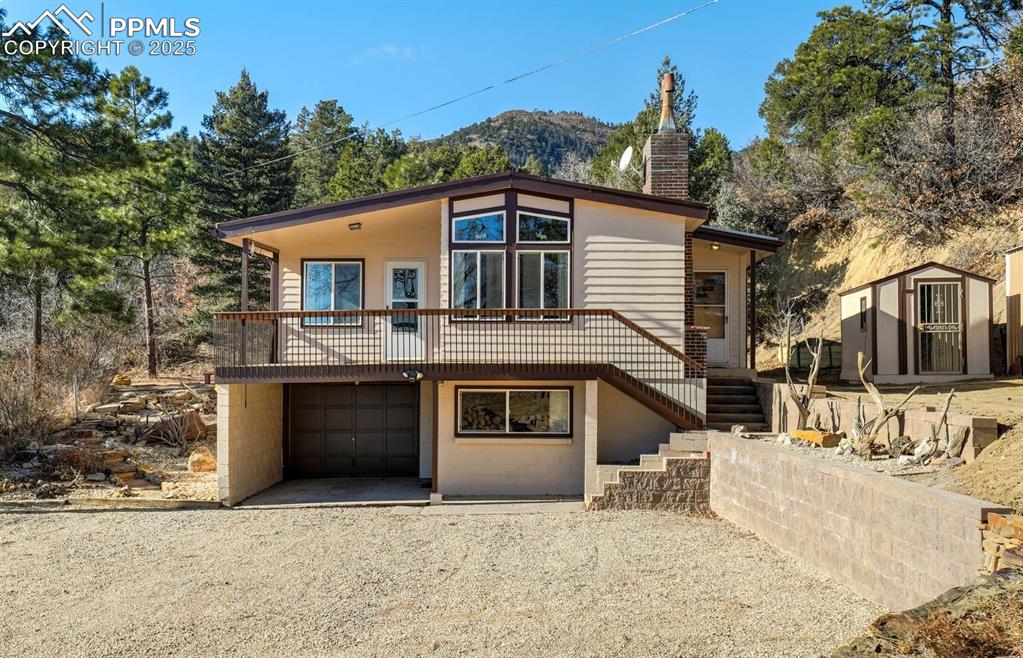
299,257,366,328
447,192,574,319
454,385,574,438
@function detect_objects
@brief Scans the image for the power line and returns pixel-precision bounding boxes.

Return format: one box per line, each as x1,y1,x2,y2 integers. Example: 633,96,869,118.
219,0,721,180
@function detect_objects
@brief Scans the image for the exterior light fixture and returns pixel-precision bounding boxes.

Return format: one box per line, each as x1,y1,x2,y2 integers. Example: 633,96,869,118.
711,242,720,251
348,222,362,231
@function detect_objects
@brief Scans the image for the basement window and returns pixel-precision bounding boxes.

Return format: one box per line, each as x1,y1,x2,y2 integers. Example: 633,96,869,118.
457,388,571,436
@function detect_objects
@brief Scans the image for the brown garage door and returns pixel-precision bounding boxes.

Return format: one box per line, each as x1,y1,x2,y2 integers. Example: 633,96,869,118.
287,384,419,478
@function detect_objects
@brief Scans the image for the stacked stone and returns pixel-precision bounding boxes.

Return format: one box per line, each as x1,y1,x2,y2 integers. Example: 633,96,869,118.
588,457,710,512
980,512,1023,572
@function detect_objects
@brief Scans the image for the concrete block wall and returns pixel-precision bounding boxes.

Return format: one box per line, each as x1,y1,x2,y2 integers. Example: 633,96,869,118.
587,457,710,511
217,383,283,506
708,432,1011,610
755,381,998,461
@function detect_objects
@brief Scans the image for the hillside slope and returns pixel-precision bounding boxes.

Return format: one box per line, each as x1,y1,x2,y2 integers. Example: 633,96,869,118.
435,110,614,171
757,210,1023,370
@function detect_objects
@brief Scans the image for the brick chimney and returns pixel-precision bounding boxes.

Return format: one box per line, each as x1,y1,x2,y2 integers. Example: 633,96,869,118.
642,72,689,200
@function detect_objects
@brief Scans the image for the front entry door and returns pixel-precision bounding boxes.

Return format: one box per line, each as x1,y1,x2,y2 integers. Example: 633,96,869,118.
917,281,963,373
695,271,728,364
385,261,426,361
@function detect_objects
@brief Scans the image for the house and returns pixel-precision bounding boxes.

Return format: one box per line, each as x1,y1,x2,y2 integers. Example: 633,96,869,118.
838,262,995,384
212,75,781,505
1007,245,1023,374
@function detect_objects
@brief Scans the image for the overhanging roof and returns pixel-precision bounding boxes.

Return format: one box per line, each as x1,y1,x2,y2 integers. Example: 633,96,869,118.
838,260,997,296
215,171,711,239
692,224,783,253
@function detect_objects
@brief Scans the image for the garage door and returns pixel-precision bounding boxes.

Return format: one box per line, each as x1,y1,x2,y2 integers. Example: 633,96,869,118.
287,384,419,478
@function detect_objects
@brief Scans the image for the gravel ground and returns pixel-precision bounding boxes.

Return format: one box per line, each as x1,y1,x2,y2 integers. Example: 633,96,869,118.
0,506,882,657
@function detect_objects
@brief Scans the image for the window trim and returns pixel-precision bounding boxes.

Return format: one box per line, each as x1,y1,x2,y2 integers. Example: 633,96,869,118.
516,211,571,244
300,258,365,328
451,210,506,244
449,249,506,319
515,249,572,321
454,386,573,438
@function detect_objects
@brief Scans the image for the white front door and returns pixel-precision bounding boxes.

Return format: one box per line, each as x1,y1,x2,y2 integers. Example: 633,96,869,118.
385,261,426,361
695,271,728,365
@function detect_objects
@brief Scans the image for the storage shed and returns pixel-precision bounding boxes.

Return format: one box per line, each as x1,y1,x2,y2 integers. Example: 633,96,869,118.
839,262,995,383
1008,246,1023,374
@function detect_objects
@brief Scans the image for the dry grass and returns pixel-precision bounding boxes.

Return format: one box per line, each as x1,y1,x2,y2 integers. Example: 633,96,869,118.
911,593,1023,658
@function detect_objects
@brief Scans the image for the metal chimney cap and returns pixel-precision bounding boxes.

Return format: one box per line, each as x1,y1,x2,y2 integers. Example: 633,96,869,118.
657,73,677,133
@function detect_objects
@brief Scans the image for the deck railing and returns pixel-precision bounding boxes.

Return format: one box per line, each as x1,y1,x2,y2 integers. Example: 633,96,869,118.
213,308,706,427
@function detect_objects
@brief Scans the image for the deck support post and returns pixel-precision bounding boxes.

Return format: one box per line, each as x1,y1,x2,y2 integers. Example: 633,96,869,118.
749,249,757,371
240,238,251,312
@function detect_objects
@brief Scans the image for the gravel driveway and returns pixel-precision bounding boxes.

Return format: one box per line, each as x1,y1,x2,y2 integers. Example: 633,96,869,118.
0,506,882,657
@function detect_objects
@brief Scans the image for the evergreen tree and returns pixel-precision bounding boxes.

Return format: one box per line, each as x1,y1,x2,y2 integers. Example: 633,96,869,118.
99,66,191,375
191,70,295,321
451,145,510,179
760,7,927,154
0,11,132,348
292,100,355,206
869,0,1020,174
327,127,405,200
589,55,698,190
520,154,546,176
689,128,732,207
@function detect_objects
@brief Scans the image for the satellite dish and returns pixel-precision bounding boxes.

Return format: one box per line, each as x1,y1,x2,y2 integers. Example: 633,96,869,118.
617,145,634,172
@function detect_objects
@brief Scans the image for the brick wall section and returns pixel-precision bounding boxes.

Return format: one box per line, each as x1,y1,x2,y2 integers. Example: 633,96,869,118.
587,457,710,512
684,326,707,377
642,132,689,200
708,432,1012,610
217,383,283,506
683,230,695,327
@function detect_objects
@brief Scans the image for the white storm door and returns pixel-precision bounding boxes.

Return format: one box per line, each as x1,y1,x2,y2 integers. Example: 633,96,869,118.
385,261,426,361
695,271,728,365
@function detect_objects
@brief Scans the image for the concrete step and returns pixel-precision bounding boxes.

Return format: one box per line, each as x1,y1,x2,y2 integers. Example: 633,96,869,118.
707,377,752,386
707,385,757,395
669,432,708,452
707,412,766,423
639,453,665,469
707,394,759,404
707,421,770,432
707,403,763,414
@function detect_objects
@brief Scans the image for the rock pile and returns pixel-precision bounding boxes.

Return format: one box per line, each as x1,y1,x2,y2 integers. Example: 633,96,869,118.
982,513,1023,573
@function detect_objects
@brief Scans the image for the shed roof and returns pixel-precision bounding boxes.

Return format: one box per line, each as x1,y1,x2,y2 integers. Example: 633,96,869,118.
838,261,997,297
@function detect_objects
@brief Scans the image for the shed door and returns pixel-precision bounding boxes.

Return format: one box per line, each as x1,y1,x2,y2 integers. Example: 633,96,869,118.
917,282,963,374
288,383,419,477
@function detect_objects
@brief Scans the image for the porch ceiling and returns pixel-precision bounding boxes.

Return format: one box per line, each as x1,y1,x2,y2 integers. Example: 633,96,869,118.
221,199,443,251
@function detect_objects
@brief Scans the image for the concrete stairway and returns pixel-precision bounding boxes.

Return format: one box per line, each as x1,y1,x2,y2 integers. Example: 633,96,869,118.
706,378,768,432
587,432,710,512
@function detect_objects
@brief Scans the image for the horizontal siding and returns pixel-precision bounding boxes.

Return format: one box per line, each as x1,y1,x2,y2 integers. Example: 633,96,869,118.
575,201,685,348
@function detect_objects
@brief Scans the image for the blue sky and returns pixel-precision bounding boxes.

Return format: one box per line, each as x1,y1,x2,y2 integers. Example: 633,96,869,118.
5,0,846,147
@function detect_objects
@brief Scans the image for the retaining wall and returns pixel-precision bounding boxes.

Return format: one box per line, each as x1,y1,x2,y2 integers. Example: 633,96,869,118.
754,381,998,461
708,432,1011,610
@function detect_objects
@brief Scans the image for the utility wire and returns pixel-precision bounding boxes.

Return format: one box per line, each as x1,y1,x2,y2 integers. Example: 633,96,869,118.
218,0,721,180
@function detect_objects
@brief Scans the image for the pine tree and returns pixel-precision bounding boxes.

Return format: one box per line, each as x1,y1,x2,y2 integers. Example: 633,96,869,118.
191,70,295,324
292,100,355,206
99,66,192,376
588,55,698,190
0,11,133,349
328,127,405,200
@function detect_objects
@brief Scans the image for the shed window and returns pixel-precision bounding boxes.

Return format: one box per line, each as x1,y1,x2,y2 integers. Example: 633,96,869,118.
457,388,571,435
859,297,868,331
